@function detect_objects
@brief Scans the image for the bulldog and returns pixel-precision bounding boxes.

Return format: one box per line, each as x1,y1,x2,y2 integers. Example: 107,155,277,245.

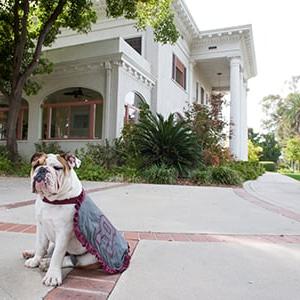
23,152,130,286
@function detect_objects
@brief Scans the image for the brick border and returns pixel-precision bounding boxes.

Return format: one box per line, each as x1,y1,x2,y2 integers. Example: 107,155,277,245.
1,222,300,244
234,188,300,223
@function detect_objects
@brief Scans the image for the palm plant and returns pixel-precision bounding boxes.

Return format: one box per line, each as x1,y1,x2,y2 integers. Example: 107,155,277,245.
283,93,300,134
133,112,200,175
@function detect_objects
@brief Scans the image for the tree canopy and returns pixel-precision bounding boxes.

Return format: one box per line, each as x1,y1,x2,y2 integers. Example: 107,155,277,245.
262,90,300,143
0,0,179,158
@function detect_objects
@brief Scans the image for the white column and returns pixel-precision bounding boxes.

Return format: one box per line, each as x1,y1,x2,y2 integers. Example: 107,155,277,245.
188,61,194,103
102,61,112,140
229,57,241,160
240,79,248,160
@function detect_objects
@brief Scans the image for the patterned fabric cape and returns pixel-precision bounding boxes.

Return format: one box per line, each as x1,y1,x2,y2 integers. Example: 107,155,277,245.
73,191,131,274
43,190,130,274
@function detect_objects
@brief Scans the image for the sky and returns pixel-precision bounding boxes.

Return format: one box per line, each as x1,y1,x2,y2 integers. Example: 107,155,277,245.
185,0,300,132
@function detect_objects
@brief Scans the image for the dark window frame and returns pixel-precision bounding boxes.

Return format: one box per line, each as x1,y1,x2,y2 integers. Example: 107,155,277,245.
172,54,187,90
125,36,142,55
200,87,205,104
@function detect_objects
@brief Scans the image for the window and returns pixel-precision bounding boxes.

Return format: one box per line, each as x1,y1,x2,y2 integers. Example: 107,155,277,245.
124,92,144,124
0,96,28,140
42,88,103,140
196,82,200,103
200,87,205,104
206,93,210,104
125,37,142,55
172,54,186,89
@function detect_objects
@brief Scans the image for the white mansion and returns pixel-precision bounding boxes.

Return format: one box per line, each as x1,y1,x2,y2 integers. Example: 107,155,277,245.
0,0,257,160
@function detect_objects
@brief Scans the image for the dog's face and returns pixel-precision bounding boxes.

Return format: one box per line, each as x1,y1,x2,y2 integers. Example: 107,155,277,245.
30,152,81,199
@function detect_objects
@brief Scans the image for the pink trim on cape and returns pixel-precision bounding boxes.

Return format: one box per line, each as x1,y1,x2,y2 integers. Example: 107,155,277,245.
73,190,131,274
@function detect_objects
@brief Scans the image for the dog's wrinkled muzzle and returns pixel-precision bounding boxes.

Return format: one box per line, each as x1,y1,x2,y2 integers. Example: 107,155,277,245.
33,167,49,193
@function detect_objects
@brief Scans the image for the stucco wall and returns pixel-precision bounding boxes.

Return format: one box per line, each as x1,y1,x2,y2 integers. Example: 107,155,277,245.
156,41,189,117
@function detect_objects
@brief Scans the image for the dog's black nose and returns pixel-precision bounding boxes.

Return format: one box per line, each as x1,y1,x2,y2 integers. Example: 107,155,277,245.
34,167,48,182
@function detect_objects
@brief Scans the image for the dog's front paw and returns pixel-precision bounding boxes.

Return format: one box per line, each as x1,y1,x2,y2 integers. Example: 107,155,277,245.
24,257,40,268
39,258,51,272
22,250,35,260
42,268,62,286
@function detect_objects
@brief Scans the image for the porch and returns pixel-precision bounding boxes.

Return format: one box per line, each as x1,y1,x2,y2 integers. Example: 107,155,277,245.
190,25,257,160
0,37,155,158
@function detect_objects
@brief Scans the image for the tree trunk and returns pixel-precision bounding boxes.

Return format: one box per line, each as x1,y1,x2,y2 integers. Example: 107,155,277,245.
6,89,23,161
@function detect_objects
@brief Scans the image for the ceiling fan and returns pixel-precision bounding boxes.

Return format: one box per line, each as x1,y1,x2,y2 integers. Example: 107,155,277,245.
63,87,93,98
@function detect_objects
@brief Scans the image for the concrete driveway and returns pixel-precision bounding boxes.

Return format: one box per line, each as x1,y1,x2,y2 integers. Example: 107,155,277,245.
0,173,299,300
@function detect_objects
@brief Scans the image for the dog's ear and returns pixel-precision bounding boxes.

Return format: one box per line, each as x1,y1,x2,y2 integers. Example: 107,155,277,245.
30,152,46,167
59,152,81,169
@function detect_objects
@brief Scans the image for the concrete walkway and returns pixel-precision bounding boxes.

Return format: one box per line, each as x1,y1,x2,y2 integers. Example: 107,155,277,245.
0,173,299,299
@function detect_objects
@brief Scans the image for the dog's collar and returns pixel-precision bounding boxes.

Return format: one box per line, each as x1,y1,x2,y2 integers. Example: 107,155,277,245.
42,189,85,205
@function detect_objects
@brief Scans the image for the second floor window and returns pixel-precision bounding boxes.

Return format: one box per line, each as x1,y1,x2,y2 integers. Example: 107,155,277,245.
196,82,200,103
125,37,142,55
200,87,205,104
172,54,186,89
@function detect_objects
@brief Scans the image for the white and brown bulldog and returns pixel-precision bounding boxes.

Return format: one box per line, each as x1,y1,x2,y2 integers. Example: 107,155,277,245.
23,152,130,286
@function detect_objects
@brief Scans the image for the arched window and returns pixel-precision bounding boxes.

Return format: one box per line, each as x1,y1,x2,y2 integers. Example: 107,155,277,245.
0,96,28,140
42,88,103,139
124,92,144,124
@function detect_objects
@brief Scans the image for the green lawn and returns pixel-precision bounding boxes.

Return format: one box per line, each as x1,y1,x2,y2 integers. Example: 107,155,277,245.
284,173,300,181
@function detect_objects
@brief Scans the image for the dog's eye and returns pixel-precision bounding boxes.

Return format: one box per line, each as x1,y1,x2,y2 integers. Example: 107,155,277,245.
53,166,63,171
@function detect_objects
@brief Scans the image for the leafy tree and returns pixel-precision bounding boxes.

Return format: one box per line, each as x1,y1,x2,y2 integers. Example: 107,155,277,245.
283,136,300,171
261,91,300,143
283,93,300,135
248,129,281,162
183,93,230,165
248,140,262,162
0,0,179,159
261,94,284,134
248,128,260,145
259,132,281,162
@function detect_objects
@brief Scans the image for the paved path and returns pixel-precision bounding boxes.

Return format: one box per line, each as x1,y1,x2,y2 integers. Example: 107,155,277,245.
0,173,299,299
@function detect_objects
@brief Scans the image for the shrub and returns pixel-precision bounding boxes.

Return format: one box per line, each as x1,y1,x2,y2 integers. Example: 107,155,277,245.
76,158,111,181
210,166,242,185
248,140,262,161
141,164,178,184
259,161,276,172
0,157,13,175
76,140,123,170
133,112,200,175
227,161,265,181
0,145,30,177
191,166,242,185
112,166,141,183
14,162,31,177
191,169,212,184
35,142,62,154
183,94,230,166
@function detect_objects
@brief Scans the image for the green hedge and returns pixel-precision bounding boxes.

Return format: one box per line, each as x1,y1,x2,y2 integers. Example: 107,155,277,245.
191,166,242,186
226,161,265,181
259,161,276,172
